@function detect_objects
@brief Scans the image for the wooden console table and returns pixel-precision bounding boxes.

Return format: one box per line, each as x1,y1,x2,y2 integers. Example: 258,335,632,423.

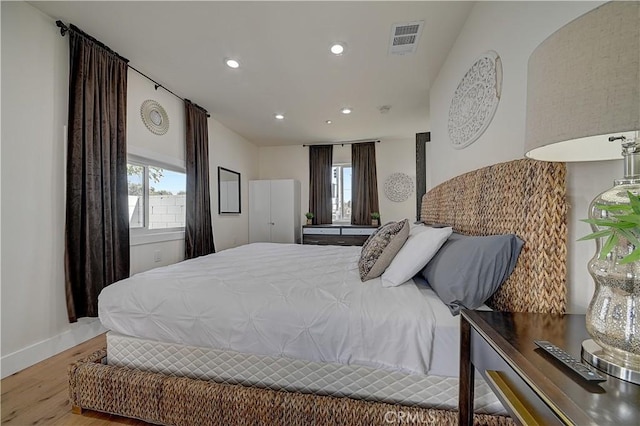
302,225,376,246
459,310,640,425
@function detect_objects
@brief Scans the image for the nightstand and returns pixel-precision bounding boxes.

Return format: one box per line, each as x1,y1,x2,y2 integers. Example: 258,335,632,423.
459,310,640,425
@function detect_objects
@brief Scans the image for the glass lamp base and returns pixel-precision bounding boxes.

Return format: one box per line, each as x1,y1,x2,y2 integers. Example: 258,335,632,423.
582,339,640,385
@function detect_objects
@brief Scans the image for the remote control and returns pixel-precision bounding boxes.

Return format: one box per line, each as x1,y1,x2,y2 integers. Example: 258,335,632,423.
534,340,606,383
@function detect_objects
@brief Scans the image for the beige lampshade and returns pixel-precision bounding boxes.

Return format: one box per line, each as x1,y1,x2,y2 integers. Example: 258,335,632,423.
525,1,640,162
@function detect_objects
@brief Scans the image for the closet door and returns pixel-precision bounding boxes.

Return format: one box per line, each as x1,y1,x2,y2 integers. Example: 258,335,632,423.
269,180,294,243
249,180,272,243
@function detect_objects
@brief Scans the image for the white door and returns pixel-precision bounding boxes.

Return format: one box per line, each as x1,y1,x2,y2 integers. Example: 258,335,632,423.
269,180,293,243
249,180,272,243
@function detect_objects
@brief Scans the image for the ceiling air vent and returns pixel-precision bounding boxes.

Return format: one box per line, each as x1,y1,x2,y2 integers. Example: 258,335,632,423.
389,20,424,56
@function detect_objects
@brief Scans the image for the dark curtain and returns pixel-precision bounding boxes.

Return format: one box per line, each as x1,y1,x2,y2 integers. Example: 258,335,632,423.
64,30,130,323
308,145,333,224
351,142,380,225
185,100,215,259
415,132,430,221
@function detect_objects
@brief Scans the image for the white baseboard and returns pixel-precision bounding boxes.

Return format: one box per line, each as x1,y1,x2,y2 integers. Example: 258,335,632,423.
0,318,106,379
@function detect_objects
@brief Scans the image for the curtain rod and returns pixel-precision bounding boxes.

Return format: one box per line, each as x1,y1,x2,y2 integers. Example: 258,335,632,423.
55,20,210,118
302,140,380,147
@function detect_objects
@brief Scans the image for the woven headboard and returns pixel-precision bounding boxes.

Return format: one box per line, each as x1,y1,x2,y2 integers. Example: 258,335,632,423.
421,159,567,313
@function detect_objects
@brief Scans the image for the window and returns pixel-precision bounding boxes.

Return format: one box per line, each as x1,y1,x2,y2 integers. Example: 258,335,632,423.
332,164,352,222
127,158,186,244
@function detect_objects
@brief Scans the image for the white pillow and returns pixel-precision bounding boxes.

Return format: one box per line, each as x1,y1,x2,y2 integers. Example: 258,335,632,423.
381,225,453,287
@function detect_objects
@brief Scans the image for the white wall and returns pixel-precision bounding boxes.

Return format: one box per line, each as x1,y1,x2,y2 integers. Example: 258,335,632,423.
376,138,417,223
1,1,101,378
0,1,258,377
210,118,259,250
259,138,417,225
428,0,615,313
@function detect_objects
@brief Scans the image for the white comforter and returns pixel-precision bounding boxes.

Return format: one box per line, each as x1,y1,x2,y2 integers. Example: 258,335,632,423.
99,243,437,375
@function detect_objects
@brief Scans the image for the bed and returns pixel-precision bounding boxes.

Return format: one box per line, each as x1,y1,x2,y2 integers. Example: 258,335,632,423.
69,158,567,425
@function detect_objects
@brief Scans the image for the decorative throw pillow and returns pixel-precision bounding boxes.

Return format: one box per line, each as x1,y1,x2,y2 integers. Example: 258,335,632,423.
358,219,410,281
360,225,380,249
381,225,453,287
421,233,524,315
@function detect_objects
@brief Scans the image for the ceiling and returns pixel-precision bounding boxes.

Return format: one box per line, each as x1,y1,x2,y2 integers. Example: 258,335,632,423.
30,1,474,146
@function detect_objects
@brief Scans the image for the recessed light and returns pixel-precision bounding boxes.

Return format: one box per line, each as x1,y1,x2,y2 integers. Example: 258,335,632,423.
225,58,240,69
330,42,347,56
340,107,352,115
325,120,332,124
274,113,285,120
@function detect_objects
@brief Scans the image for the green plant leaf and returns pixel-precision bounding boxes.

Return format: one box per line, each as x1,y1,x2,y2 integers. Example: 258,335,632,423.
620,247,640,264
600,233,618,260
628,191,640,215
578,229,614,241
581,218,617,226
580,191,640,262
581,219,636,229
595,204,633,212
610,214,640,225
617,228,640,247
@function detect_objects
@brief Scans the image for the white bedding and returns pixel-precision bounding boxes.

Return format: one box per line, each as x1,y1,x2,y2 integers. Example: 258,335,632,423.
99,243,438,375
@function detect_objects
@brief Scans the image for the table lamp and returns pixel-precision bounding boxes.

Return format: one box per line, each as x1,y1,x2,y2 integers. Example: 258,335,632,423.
525,1,640,384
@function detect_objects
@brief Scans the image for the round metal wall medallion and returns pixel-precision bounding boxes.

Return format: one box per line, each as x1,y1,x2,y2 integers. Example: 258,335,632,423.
141,99,169,135
448,51,502,149
384,173,414,202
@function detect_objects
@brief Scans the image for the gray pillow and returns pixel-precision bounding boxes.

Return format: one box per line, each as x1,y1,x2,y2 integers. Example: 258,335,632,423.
421,233,524,315
358,219,410,281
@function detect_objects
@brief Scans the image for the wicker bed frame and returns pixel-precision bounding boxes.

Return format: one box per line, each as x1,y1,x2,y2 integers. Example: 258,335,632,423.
68,158,567,425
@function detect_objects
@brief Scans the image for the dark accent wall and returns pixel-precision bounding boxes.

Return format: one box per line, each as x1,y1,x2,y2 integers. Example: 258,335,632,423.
415,132,430,221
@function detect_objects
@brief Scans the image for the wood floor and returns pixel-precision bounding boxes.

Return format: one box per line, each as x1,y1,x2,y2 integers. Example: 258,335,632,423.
1,334,150,425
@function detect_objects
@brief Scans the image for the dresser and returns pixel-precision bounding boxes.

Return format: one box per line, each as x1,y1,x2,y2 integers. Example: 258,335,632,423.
302,225,377,246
